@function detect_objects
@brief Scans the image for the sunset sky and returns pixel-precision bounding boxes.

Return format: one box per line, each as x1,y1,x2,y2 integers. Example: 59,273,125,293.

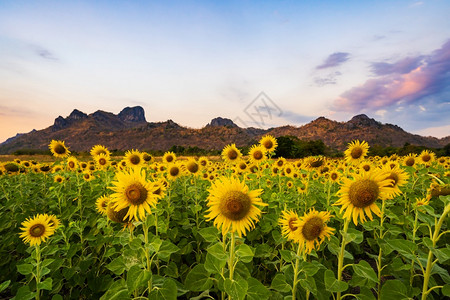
1,0,449,143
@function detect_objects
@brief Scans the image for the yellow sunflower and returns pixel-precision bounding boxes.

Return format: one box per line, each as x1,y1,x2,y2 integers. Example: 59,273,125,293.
334,169,393,225
402,154,416,167
294,209,335,254
96,195,110,215
142,152,153,163
279,210,301,242
167,163,184,180
198,156,209,167
259,135,278,154
106,202,129,223
94,153,110,170
124,150,144,168
205,177,266,237
344,140,369,164
380,165,410,198
82,172,94,182
49,140,70,158
418,150,435,166
248,145,267,164
221,144,242,163
184,159,200,175
275,157,286,168
329,170,341,183
44,214,61,230
54,175,65,183
109,167,158,221
19,214,56,246
162,151,177,164
90,145,111,158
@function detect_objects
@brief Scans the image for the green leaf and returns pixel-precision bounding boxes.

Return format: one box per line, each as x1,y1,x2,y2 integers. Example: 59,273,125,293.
127,265,151,293
148,237,162,253
300,261,322,276
149,278,177,300
247,277,270,300
380,279,408,300
352,261,377,283
236,244,254,263
432,247,450,263
270,274,291,293
299,276,317,296
17,263,33,275
207,242,228,261
157,240,180,262
324,269,348,293
14,286,36,300
106,256,126,275
205,252,227,274
37,278,52,291
51,295,64,300
100,279,128,300
279,249,294,262
0,280,10,293
41,259,54,268
346,228,364,244
184,264,213,292
442,284,450,296
198,227,220,243
224,278,248,300
129,238,142,250
386,239,418,255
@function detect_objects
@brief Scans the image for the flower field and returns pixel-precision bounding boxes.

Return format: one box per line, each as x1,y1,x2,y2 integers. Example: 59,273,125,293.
0,138,449,300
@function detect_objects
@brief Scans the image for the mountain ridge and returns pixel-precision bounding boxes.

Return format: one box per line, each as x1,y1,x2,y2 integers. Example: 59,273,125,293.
0,106,448,154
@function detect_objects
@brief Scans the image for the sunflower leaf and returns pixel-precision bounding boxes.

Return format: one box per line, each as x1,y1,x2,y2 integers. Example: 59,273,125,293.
270,273,291,292
247,277,270,300
324,269,348,293
17,263,33,276
224,278,248,300
236,244,254,263
352,260,377,283
184,264,213,292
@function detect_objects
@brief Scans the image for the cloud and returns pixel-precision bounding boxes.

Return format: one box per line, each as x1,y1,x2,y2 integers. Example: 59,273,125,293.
313,71,342,86
32,45,59,61
316,52,350,69
332,39,450,113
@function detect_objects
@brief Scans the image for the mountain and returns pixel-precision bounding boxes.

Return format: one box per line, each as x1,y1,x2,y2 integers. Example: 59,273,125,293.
0,108,448,154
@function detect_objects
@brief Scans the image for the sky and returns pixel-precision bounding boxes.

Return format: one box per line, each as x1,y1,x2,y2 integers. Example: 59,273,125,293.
1,0,449,143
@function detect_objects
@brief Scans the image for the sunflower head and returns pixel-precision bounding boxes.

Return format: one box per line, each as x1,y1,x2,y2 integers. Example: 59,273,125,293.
125,150,144,168
19,214,56,246
54,175,65,183
94,153,110,169
167,163,184,180
162,151,177,164
344,140,369,164
198,156,209,167
90,145,111,158
221,144,242,163
185,159,200,175
259,135,278,153
279,210,301,242
49,140,71,158
419,150,435,166
294,209,335,254
248,145,267,164
205,176,266,237
4,162,20,173
106,202,129,223
96,195,110,215
142,152,153,163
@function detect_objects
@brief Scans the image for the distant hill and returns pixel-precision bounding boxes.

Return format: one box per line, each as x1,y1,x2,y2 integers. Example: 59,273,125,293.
0,106,448,154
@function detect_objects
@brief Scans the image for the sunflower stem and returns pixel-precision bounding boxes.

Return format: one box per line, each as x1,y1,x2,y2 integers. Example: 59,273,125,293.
377,200,387,300
142,219,152,297
35,244,41,300
410,206,420,285
336,218,350,300
291,242,303,300
228,233,236,281
421,203,450,300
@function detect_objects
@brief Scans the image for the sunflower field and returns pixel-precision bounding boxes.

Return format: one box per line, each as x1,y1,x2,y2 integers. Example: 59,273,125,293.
0,137,449,300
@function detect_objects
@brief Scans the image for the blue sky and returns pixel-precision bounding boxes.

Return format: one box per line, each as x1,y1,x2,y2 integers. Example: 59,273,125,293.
1,0,449,143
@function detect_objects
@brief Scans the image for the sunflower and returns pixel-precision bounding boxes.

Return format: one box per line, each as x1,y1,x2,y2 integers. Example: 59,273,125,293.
124,150,144,168
90,145,111,158
162,151,176,164
329,170,341,183
152,178,168,199
94,153,110,170
306,156,325,170
221,144,242,163
279,210,301,242
19,214,56,246
54,175,65,183
380,165,409,198
426,182,450,201
334,169,394,225
275,157,286,168
415,197,430,208
294,209,335,254
109,167,158,221
49,140,70,158
286,180,294,189
82,172,94,182
359,161,373,173
142,152,153,163
167,163,183,180
184,159,200,175
66,157,78,171
259,135,278,154
198,156,209,167
418,150,435,166
205,177,267,237
96,195,110,215
4,162,20,174
344,140,369,164
248,145,267,164
106,202,129,223
44,214,61,230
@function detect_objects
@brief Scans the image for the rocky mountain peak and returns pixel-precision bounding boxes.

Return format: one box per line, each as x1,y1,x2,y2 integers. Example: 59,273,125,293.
206,117,238,128
68,109,88,121
118,106,146,122
347,114,380,129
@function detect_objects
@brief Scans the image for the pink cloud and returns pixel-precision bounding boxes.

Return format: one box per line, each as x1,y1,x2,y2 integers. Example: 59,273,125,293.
332,40,450,112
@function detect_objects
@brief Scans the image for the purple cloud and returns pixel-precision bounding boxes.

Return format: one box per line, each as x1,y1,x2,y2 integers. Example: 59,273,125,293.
332,39,450,112
316,52,350,69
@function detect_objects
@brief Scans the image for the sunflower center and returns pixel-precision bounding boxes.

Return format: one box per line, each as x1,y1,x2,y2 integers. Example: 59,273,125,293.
288,218,298,232
331,173,338,181
187,162,199,173
362,164,370,171
166,155,174,163
56,177,62,182
129,155,141,165
219,191,252,221
350,147,363,159
68,161,75,168
239,163,246,170
54,144,67,154
405,158,415,166
169,167,180,177
143,154,152,162
263,140,273,149
422,154,431,162
348,179,379,208
253,151,263,160
386,173,399,187
99,158,107,165
30,224,45,237
277,160,284,167
301,216,323,241
227,150,238,160
310,160,323,168
125,183,148,205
